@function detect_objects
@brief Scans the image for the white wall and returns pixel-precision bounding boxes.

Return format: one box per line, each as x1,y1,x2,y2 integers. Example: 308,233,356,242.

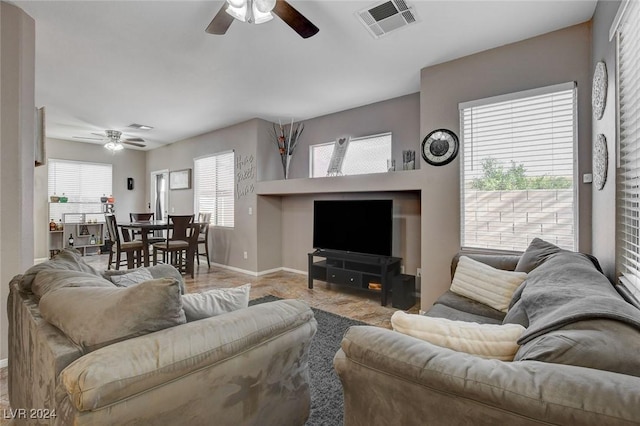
34,138,148,260
0,2,35,359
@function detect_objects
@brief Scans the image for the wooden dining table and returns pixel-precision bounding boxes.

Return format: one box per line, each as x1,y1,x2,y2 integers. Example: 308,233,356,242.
119,220,203,269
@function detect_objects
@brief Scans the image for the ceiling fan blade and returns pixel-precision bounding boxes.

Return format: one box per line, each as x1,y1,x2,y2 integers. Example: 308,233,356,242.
73,136,104,141
124,137,145,143
206,3,234,35
91,132,106,137
272,0,319,39
123,140,146,148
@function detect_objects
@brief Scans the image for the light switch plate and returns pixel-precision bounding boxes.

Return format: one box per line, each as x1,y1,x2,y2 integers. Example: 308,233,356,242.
583,173,593,183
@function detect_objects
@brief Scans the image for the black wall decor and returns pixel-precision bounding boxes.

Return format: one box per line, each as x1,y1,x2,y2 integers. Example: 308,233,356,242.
127,177,134,190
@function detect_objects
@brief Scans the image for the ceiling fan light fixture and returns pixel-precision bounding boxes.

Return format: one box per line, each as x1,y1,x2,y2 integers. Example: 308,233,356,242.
104,141,124,151
226,0,274,24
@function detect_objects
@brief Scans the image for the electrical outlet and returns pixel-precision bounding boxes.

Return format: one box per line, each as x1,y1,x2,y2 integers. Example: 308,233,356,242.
400,265,405,274
248,207,253,215
171,207,175,213
243,251,248,259
416,268,422,277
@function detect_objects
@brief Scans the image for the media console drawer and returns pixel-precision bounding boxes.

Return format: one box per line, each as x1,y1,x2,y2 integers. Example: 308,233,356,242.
327,267,362,288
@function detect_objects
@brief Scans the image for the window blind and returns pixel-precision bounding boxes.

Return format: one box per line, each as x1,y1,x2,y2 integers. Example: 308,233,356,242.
309,133,391,178
194,151,235,227
48,159,112,222
616,0,640,299
460,83,577,252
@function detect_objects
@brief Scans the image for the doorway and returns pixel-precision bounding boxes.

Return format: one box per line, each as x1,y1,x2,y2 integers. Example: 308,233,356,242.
150,170,169,221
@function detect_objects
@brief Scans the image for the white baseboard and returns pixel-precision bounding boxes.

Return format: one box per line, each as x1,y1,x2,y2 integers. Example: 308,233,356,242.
210,262,260,277
0,358,7,368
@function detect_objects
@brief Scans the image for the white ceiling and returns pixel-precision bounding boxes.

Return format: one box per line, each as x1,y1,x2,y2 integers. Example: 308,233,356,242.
12,0,597,150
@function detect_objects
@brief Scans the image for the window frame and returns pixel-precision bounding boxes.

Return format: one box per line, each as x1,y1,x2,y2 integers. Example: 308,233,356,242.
308,132,392,178
193,150,235,228
458,82,578,252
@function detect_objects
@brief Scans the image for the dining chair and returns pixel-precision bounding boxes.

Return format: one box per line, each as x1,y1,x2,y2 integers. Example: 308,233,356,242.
130,212,165,245
152,215,195,276
104,214,144,270
196,212,212,268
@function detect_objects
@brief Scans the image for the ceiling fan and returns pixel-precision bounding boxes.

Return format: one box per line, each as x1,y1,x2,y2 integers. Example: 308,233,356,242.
206,0,319,39
73,130,146,151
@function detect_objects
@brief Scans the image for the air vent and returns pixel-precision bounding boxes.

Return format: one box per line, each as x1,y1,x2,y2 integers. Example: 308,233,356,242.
357,0,418,39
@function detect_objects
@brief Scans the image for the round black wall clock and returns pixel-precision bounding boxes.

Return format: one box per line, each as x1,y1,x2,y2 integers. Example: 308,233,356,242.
421,129,459,166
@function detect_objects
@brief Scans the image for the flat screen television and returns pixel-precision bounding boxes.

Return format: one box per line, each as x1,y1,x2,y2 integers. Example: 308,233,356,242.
313,199,393,257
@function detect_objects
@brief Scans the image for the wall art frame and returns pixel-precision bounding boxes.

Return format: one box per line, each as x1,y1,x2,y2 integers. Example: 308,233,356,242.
169,168,192,190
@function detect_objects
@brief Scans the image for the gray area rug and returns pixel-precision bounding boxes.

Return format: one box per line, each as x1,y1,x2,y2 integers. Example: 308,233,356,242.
249,295,366,426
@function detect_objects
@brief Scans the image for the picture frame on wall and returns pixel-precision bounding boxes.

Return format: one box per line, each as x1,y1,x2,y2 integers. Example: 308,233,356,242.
169,169,192,190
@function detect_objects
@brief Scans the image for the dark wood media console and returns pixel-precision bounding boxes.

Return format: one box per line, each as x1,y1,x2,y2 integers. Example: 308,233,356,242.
308,249,402,306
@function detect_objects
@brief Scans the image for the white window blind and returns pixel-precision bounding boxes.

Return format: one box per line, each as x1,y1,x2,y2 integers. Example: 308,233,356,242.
460,83,577,252
48,159,112,222
194,151,234,227
309,133,391,178
616,0,640,299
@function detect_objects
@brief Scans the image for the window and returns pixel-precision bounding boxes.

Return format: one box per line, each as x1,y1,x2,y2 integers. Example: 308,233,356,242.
309,133,392,178
459,83,577,252
194,151,234,227
48,159,112,222
616,0,640,299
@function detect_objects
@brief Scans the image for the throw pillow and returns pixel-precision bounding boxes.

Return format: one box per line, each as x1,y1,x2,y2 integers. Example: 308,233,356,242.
108,267,154,287
391,311,525,361
39,278,186,351
514,238,564,273
182,284,251,322
19,249,99,293
32,270,115,301
450,256,527,312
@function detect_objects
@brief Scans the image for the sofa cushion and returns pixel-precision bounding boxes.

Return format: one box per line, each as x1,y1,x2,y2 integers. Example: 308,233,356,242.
391,311,525,360
102,264,185,294
424,304,503,325
450,256,527,312
182,284,251,322
515,319,640,377
433,290,506,322
39,278,186,351
108,268,154,287
19,249,99,293
32,270,115,301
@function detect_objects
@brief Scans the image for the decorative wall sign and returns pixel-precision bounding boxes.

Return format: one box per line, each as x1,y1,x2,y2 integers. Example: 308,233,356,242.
327,136,350,176
592,61,607,120
421,129,459,166
594,133,608,190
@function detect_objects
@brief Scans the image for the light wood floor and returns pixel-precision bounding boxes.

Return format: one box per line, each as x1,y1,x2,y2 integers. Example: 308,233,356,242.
0,254,419,422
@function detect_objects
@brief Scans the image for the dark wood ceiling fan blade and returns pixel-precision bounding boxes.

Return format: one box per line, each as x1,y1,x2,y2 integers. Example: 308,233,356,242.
123,140,146,148
206,3,235,35
273,0,319,39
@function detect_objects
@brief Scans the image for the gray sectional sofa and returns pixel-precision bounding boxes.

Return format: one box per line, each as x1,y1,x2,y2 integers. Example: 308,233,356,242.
334,239,640,425
8,249,317,425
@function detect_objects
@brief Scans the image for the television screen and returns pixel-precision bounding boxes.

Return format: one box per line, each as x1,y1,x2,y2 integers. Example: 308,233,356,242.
313,199,393,256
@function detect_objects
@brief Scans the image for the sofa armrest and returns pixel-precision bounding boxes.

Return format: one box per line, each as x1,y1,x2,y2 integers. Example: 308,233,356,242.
60,299,316,412
335,326,640,426
451,252,521,279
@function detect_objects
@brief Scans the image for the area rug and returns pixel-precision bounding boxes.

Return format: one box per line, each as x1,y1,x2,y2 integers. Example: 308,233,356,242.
249,295,367,426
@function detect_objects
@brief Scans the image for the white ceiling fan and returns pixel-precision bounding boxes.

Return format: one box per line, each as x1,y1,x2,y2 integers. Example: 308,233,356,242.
73,130,147,151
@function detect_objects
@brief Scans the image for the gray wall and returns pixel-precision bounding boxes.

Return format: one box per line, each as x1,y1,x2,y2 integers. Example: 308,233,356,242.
418,23,593,309
146,119,260,272
34,138,148,260
0,2,35,360
591,0,620,280
255,93,422,275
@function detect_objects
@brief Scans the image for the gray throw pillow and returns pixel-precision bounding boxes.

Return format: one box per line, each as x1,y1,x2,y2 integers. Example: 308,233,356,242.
108,267,154,287
514,238,564,273
39,278,186,351
32,270,115,301
515,319,640,377
182,284,251,322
